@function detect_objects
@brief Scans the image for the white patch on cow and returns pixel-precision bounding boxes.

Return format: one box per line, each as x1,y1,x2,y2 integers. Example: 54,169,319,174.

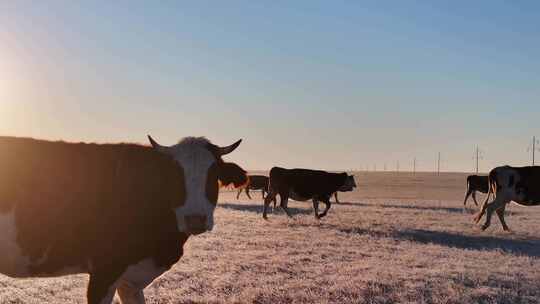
494,167,523,202
168,137,217,233
120,258,167,291
0,209,87,278
0,209,31,277
99,282,119,304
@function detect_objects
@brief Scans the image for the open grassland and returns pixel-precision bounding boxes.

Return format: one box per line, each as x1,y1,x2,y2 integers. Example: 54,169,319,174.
1,172,540,303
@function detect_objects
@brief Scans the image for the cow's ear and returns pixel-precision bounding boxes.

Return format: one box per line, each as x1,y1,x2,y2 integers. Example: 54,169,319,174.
217,162,248,188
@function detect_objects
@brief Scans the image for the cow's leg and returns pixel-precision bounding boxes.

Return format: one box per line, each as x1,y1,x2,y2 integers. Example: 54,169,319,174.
117,280,145,304
312,199,320,219
471,191,479,206
481,198,508,231
87,269,123,304
496,204,510,232
318,197,332,218
463,189,473,206
474,194,492,224
245,187,252,200
279,194,293,218
263,192,276,219
334,192,340,204
236,188,243,200
261,189,266,200
117,258,168,304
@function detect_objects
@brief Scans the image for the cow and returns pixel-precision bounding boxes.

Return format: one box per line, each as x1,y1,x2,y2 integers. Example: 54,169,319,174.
262,167,355,219
236,175,269,200
474,165,540,231
332,175,357,203
463,175,488,206
0,135,247,304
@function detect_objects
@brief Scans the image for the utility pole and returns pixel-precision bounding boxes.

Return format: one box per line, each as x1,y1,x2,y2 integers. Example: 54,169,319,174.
528,136,539,166
437,152,441,176
413,157,416,175
473,147,484,174
384,163,387,171
476,147,479,173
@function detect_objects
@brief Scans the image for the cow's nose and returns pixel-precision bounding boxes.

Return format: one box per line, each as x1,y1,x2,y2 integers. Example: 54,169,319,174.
185,215,208,235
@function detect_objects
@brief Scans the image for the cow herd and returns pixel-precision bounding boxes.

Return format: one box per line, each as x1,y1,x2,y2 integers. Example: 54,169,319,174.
0,135,538,304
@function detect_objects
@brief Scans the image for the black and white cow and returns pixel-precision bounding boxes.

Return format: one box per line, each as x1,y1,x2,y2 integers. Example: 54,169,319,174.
463,175,488,206
332,175,357,203
474,165,540,231
236,175,269,200
0,136,247,304
263,167,355,219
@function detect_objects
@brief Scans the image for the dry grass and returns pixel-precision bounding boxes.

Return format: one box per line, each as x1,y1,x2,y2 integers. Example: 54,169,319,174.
2,172,540,303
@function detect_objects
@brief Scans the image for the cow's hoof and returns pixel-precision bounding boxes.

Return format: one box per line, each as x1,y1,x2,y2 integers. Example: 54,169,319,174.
481,224,489,231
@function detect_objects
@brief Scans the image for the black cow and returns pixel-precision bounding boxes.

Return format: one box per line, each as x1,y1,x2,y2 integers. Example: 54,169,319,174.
474,165,540,231
263,167,355,219
236,175,269,200
463,175,488,206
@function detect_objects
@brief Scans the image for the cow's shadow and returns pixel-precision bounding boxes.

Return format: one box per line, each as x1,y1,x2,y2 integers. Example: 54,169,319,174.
335,201,476,214
219,202,313,216
397,229,540,257
378,203,520,215
340,227,540,258
378,204,468,214
333,201,371,207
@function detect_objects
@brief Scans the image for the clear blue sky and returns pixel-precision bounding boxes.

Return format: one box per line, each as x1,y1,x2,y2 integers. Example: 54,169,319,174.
1,1,539,172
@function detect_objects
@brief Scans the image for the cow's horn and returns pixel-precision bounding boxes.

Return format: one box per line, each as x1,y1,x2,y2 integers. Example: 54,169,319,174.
215,139,242,156
148,135,170,154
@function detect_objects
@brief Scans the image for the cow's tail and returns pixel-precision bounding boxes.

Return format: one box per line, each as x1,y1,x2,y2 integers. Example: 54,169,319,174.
466,175,472,193
474,170,495,223
482,170,497,207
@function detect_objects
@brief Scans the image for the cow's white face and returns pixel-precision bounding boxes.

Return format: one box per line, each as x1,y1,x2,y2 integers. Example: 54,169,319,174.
149,136,246,235
170,138,217,234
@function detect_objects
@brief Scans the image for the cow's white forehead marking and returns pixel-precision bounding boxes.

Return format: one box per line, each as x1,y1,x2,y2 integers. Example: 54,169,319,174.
169,137,218,233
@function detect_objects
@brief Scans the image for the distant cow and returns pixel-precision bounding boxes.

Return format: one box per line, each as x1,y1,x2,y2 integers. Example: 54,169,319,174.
263,167,355,219
0,136,247,304
474,165,540,231
332,175,357,203
237,175,269,200
463,175,488,206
